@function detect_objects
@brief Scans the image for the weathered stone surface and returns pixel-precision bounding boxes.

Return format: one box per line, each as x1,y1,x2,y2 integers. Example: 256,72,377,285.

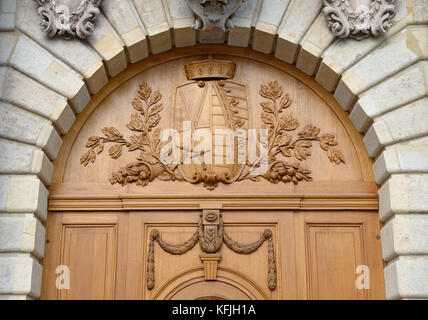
0,175,48,222
384,256,428,299
350,61,428,133
0,66,75,135
0,102,62,160
132,0,172,54
102,0,149,63
16,0,108,94
0,139,53,186
364,98,428,158
0,255,43,299
275,0,322,64
379,174,428,222
0,32,90,113
335,26,428,111
382,214,428,262
373,144,428,185
252,0,290,54
0,214,46,259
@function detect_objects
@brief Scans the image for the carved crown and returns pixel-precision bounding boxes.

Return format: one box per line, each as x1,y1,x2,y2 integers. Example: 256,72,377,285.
185,57,236,80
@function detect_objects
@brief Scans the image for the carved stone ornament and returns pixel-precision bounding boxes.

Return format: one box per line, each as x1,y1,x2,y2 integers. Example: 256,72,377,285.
187,0,246,31
146,210,277,290
80,56,345,190
33,0,103,39
323,0,396,40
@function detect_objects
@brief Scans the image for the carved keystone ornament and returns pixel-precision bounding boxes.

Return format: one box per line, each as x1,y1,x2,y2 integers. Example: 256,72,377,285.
80,56,346,190
187,0,246,31
323,0,396,40
34,0,103,39
146,210,277,290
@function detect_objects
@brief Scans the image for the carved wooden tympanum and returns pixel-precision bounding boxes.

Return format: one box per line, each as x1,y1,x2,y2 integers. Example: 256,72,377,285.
43,51,386,300
147,210,277,291
80,56,345,190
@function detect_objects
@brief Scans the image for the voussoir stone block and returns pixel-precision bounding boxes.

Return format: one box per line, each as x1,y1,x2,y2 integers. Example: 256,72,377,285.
373,143,428,185
335,25,428,111
102,0,149,63
85,13,127,78
350,61,428,133
132,0,172,54
315,1,419,92
16,0,108,94
364,98,428,158
165,0,196,47
275,0,322,64
0,139,53,186
228,0,260,47
0,0,16,31
0,175,48,222
381,214,428,262
295,13,335,76
0,66,75,135
0,32,90,113
0,255,43,299
0,102,62,160
252,0,290,54
378,174,428,222
0,214,46,259
384,256,428,299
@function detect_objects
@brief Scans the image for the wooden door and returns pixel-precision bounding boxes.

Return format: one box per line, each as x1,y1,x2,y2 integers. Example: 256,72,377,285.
41,210,384,300
42,47,385,300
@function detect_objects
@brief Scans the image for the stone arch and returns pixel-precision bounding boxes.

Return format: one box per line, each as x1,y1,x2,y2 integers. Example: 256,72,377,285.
0,1,426,300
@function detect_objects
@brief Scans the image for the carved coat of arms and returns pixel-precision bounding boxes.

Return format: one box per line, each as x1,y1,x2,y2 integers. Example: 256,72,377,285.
80,56,346,190
173,58,249,189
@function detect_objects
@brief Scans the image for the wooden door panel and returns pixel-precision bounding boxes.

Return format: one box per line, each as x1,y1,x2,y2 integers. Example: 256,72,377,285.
306,225,365,300
41,213,119,300
60,226,116,300
295,212,385,300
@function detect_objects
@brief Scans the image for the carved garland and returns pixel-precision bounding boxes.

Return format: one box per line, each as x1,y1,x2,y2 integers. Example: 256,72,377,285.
323,0,396,40
34,0,103,39
146,211,277,291
81,80,345,190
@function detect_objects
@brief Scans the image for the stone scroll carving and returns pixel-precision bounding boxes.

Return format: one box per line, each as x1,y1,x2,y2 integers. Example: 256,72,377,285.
33,0,103,39
80,57,346,190
323,0,396,40
146,210,277,290
187,0,246,31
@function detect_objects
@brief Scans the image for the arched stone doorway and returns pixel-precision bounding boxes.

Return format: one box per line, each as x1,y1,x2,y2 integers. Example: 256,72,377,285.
40,48,384,299
0,1,426,300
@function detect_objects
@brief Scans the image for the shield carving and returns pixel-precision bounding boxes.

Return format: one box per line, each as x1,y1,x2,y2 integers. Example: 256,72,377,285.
172,57,249,189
